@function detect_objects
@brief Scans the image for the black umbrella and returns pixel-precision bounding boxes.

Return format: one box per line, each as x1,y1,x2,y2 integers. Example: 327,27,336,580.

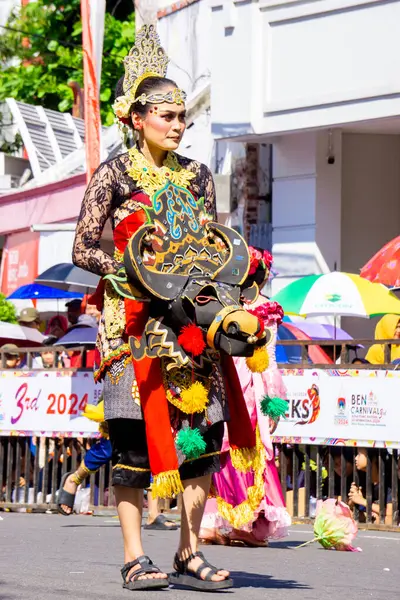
35,263,100,293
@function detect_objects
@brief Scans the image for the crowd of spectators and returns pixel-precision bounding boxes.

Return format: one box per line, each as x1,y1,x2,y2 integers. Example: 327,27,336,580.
276,445,400,524
0,297,100,369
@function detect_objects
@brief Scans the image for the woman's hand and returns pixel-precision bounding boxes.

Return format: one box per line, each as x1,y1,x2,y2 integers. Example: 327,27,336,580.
348,482,366,506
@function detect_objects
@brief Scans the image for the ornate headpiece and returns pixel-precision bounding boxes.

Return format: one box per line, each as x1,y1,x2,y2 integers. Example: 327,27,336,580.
113,24,187,120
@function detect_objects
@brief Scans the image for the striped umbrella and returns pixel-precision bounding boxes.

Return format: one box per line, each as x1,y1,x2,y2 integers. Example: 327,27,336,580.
277,323,332,364
271,272,400,318
361,235,400,288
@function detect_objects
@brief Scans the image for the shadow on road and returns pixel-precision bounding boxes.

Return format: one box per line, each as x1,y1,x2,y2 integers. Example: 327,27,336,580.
60,524,119,528
0,580,15,600
230,571,311,590
270,540,306,549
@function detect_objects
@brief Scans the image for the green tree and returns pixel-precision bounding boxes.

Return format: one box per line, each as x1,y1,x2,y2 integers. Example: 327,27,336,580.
0,0,135,126
0,294,18,323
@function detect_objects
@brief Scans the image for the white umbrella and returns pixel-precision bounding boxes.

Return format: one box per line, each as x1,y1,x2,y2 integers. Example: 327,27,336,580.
0,321,45,347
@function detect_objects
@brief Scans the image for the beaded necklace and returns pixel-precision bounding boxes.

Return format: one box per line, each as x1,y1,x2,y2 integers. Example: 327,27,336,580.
127,146,195,198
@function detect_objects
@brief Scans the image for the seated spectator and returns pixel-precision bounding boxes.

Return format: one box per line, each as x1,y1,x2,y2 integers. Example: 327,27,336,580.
39,338,64,368
366,314,400,364
352,357,370,365
44,315,68,343
348,448,393,521
66,299,82,327
82,295,101,324
18,307,41,330
68,314,97,368
0,344,21,369
73,314,97,329
322,447,353,498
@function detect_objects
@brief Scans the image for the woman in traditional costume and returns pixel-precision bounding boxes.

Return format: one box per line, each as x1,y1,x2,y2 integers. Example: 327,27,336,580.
200,249,291,546
72,25,267,592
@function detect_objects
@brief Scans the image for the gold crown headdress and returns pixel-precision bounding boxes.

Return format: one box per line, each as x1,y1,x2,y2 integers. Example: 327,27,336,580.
113,24,186,120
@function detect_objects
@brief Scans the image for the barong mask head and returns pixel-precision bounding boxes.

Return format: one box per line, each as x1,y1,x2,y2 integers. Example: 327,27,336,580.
117,182,269,367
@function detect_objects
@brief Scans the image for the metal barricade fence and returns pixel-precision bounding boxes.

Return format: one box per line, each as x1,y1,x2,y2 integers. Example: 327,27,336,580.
0,342,399,527
1,435,398,528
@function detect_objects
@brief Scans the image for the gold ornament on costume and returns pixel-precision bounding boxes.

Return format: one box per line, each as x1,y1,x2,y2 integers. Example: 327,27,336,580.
113,24,186,119
163,365,210,414
127,146,195,198
134,87,186,106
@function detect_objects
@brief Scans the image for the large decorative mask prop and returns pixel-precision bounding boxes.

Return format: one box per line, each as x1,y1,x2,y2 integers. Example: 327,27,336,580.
108,182,269,368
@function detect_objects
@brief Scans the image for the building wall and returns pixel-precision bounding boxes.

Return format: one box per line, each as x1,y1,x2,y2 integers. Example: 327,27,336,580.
272,132,317,246
315,130,342,272
210,0,400,137
341,132,400,339
341,133,400,273
157,0,210,96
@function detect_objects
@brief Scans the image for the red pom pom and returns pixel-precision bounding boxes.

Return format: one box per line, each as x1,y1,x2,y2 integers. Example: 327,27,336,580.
178,323,206,356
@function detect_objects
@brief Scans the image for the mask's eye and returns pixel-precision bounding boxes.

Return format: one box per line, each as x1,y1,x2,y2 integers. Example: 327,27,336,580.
227,322,239,335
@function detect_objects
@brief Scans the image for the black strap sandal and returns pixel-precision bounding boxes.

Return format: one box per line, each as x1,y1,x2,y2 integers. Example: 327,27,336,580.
170,551,233,591
144,513,179,530
121,555,169,591
57,472,75,516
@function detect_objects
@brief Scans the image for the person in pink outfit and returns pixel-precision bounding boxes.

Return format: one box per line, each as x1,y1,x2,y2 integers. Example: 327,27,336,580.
199,248,291,547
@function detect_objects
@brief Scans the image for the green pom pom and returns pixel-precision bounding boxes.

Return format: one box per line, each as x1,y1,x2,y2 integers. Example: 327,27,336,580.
176,427,206,460
260,396,288,421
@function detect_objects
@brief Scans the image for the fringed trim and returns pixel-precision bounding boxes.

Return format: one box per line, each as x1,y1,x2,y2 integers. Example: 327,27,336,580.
216,427,266,529
151,470,185,499
230,446,257,473
94,344,132,383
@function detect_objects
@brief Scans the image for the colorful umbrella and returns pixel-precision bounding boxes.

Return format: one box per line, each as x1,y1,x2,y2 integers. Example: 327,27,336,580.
361,235,400,288
276,324,305,364
277,324,332,364
272,272,400,318
7,283,83,301
283,321,353,341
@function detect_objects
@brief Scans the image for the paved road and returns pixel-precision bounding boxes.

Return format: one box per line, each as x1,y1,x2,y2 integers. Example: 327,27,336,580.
0,513,399,600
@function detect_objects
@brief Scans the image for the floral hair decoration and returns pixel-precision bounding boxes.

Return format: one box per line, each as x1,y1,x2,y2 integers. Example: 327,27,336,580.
248,247,273,275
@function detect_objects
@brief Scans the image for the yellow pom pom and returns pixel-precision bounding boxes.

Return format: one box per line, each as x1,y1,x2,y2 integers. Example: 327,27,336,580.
180,381,209,414
246,347,269,373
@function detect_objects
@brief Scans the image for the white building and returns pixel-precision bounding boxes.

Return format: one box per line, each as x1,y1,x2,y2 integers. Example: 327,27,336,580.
209,1,400,288
156,0,400,338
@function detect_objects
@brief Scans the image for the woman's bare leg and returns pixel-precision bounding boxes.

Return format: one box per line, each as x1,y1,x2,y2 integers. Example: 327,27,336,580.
115,485,168,581
176,475,229,581
60,464,88,514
